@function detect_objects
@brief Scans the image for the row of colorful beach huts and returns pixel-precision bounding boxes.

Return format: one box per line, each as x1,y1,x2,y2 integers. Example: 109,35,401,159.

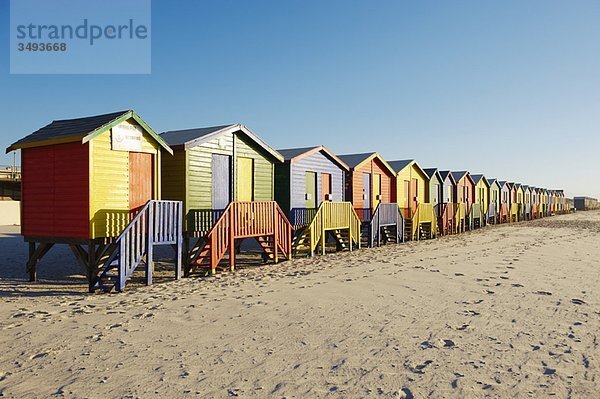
6,110,571,292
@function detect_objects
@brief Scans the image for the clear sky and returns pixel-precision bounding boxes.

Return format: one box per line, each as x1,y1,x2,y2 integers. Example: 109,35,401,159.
1,0,598,198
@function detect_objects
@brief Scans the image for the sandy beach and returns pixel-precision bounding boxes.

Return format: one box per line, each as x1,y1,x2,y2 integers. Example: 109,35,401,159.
1,211,599,398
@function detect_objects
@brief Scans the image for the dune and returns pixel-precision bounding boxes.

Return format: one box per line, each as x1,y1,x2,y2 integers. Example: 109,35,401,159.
0,211,599,398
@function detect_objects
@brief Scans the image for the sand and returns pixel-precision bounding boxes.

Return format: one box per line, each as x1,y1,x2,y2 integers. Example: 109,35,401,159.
0,211,599,398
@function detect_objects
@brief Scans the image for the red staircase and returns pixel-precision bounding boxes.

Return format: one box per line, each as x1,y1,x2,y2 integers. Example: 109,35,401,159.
187,201,292,275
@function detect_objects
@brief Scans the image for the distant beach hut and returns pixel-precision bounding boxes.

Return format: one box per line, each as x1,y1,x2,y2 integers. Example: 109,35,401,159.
508,183,519,222
487,179,501,224
438,171,459,234
389,159,437,241
451,171,475,231
498,181,511,223
274,146,360,255
531,187,540,219
471,174,490,229
515,184,525,221
160,124,292,275
337,152,402,247
6,110,183,292
522,185,532,220
423,168,444,230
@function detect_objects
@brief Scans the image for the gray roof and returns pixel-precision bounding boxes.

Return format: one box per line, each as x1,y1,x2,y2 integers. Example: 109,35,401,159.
277,146,320,160
451,171,469,182
387,159,413,173
160,125,234,146
337,152,376,169
8,110,129,149
471,174,485,184
160,124,283,162
439,170,454,183
488,178,498,186
423,168,439,179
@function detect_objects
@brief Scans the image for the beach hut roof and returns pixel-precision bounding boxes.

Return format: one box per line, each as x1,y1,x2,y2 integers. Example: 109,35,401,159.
423,168,442,181
438,170,456,184
161,123,283,162
451,171,470,182
337,152,396,174
6,110,172,154
277,146,349,170
470,174,489,186
387,159,428,177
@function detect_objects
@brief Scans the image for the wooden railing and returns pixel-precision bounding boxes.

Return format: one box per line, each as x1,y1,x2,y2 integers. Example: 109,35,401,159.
499,203,509,223
308,202,361,255
370,203,404,247
509,203,519,222
437,203,456,235
455,203,467,232
410,203,437,239
95,200,183,292
487,202,497,223
203,201,292,272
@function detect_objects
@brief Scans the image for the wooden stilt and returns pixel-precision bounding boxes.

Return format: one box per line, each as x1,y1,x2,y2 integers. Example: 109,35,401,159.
146,203,154,286
28,242,36,282
26,242,54,282
87,241,96,293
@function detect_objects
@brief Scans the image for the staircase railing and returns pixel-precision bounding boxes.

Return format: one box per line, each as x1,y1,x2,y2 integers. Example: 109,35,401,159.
308,202,361,255
202,201,292,273
96,200,183,292
487,202,497,223
455,203,467,233
509,203,519,222
369,202,404,247
499,203,509,223
410,202,437,240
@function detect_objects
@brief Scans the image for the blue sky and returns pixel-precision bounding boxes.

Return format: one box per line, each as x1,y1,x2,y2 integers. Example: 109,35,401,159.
1,0,599,197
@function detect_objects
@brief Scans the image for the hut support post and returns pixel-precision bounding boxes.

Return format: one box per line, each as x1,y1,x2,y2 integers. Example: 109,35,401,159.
26,242,54,282
229,209,235,272
146,203,154,286
175,203,182,280
87,241,96,293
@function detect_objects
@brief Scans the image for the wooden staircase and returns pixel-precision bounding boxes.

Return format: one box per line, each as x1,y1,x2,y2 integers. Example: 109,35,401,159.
92,200,183,293
404,203,437,241
292,202,361,256
436,203,456,236
187,201,292,275
369,203,403,247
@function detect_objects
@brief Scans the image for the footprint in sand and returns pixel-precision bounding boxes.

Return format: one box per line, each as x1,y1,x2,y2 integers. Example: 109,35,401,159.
534,291,552,296
571,298,586,305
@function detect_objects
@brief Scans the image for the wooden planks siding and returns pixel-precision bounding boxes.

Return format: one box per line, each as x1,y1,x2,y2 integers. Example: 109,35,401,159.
21,142,89,239
350,157,394,220
234,134,273,201
289,150,344,209
89,121,159,239
184,131,276,233
396,163,427,211
161,148,187,204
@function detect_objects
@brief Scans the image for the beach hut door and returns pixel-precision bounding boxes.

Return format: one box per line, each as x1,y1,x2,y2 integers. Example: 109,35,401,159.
212,154,231,210
373,174,382,209
411,179,418,215
362,173,371,214
237,157,254,201
129,152,153,214
305,172,317,209
321,173,332,202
